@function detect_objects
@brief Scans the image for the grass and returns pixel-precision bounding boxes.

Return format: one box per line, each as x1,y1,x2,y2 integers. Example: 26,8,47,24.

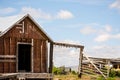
54,74,120,80
54,74,97,80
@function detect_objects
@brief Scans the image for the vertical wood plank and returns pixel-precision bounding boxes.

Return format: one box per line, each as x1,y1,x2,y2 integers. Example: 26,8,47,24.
39,40,41,72
41,40,43,72
0,38,4,73
31,38,34,72
0,63,4,73
46,41,48,72
42,41,47,72
3,38,5,73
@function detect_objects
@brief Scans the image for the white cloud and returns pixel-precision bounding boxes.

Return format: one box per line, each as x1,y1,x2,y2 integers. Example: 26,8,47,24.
56,10,74,19
79,23,120,42
21,7,52,20
20,7,74,20
110,0,120,13
0,14,27,31
94,33,120,42
0,7,74,21
54,0,110,6
0,7,16,15
105,24,112,32
94,33,111,42
112,33,120,39
80,26,96,35
88,45,120,58
80,24,112,35
0,7,74,32
110,0,120,9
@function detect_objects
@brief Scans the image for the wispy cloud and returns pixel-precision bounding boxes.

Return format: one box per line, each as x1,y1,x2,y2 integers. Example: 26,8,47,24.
0,7,16,15
0,14,26,31
0,7,74,20
80,24,112,35
110,0,120,9
109,0,120,13
53,0,111,6
88,45,120,58
105,24,112,32
20,7,74,20
80,23,120,42
20,7,52,20
94,33,111,42
80,26,96,35
94,33,120,42
56,10,74,19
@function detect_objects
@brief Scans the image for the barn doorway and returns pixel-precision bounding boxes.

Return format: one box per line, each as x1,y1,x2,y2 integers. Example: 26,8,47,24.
18,44,31,72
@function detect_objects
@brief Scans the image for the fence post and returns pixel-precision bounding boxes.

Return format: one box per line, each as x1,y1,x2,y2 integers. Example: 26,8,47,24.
78,48,84,78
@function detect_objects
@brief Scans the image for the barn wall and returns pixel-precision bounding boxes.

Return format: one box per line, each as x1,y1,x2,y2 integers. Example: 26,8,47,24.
0,17,48,73
0,38,4,73
0,37,16,73
33,39,48,73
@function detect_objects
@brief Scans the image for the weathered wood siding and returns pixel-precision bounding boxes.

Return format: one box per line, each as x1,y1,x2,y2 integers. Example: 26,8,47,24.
0,17,48,73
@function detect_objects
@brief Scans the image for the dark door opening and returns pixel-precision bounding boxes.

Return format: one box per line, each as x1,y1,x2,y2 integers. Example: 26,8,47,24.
18,44,31,72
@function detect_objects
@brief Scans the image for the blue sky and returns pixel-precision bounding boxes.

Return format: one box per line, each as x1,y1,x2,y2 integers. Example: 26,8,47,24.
0,0,120,67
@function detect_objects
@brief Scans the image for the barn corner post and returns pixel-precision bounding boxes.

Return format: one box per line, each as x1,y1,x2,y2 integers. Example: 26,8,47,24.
78,47,84,78
49,42,53,73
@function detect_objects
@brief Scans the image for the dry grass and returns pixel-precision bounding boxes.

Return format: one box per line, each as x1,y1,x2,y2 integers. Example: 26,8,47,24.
54,74,120,80
54,74,96,80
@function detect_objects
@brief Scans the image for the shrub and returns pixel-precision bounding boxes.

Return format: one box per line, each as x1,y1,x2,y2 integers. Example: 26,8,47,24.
53,66,66,75
109,70,116,77
71,70,77,75
116,70,120,77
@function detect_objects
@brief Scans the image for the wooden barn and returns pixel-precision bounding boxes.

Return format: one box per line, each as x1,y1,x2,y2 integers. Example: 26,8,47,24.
0,14,85,80
0,14,54,80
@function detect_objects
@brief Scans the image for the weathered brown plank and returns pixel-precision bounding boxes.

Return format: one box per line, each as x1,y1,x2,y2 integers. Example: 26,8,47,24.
0,63,4,73
34,39,40,72
4,62,9,73
10,62,16,73
42,41,47,72
0,38,3,55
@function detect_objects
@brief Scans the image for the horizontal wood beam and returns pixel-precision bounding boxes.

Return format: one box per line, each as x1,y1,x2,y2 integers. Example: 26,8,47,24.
53,42,84,48
0,73,53,79
0,55,16,58
0,60,16,62
17,73,53,79
0,73,17,79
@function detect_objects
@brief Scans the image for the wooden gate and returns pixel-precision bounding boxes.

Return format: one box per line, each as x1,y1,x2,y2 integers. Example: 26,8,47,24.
81,53,109,79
